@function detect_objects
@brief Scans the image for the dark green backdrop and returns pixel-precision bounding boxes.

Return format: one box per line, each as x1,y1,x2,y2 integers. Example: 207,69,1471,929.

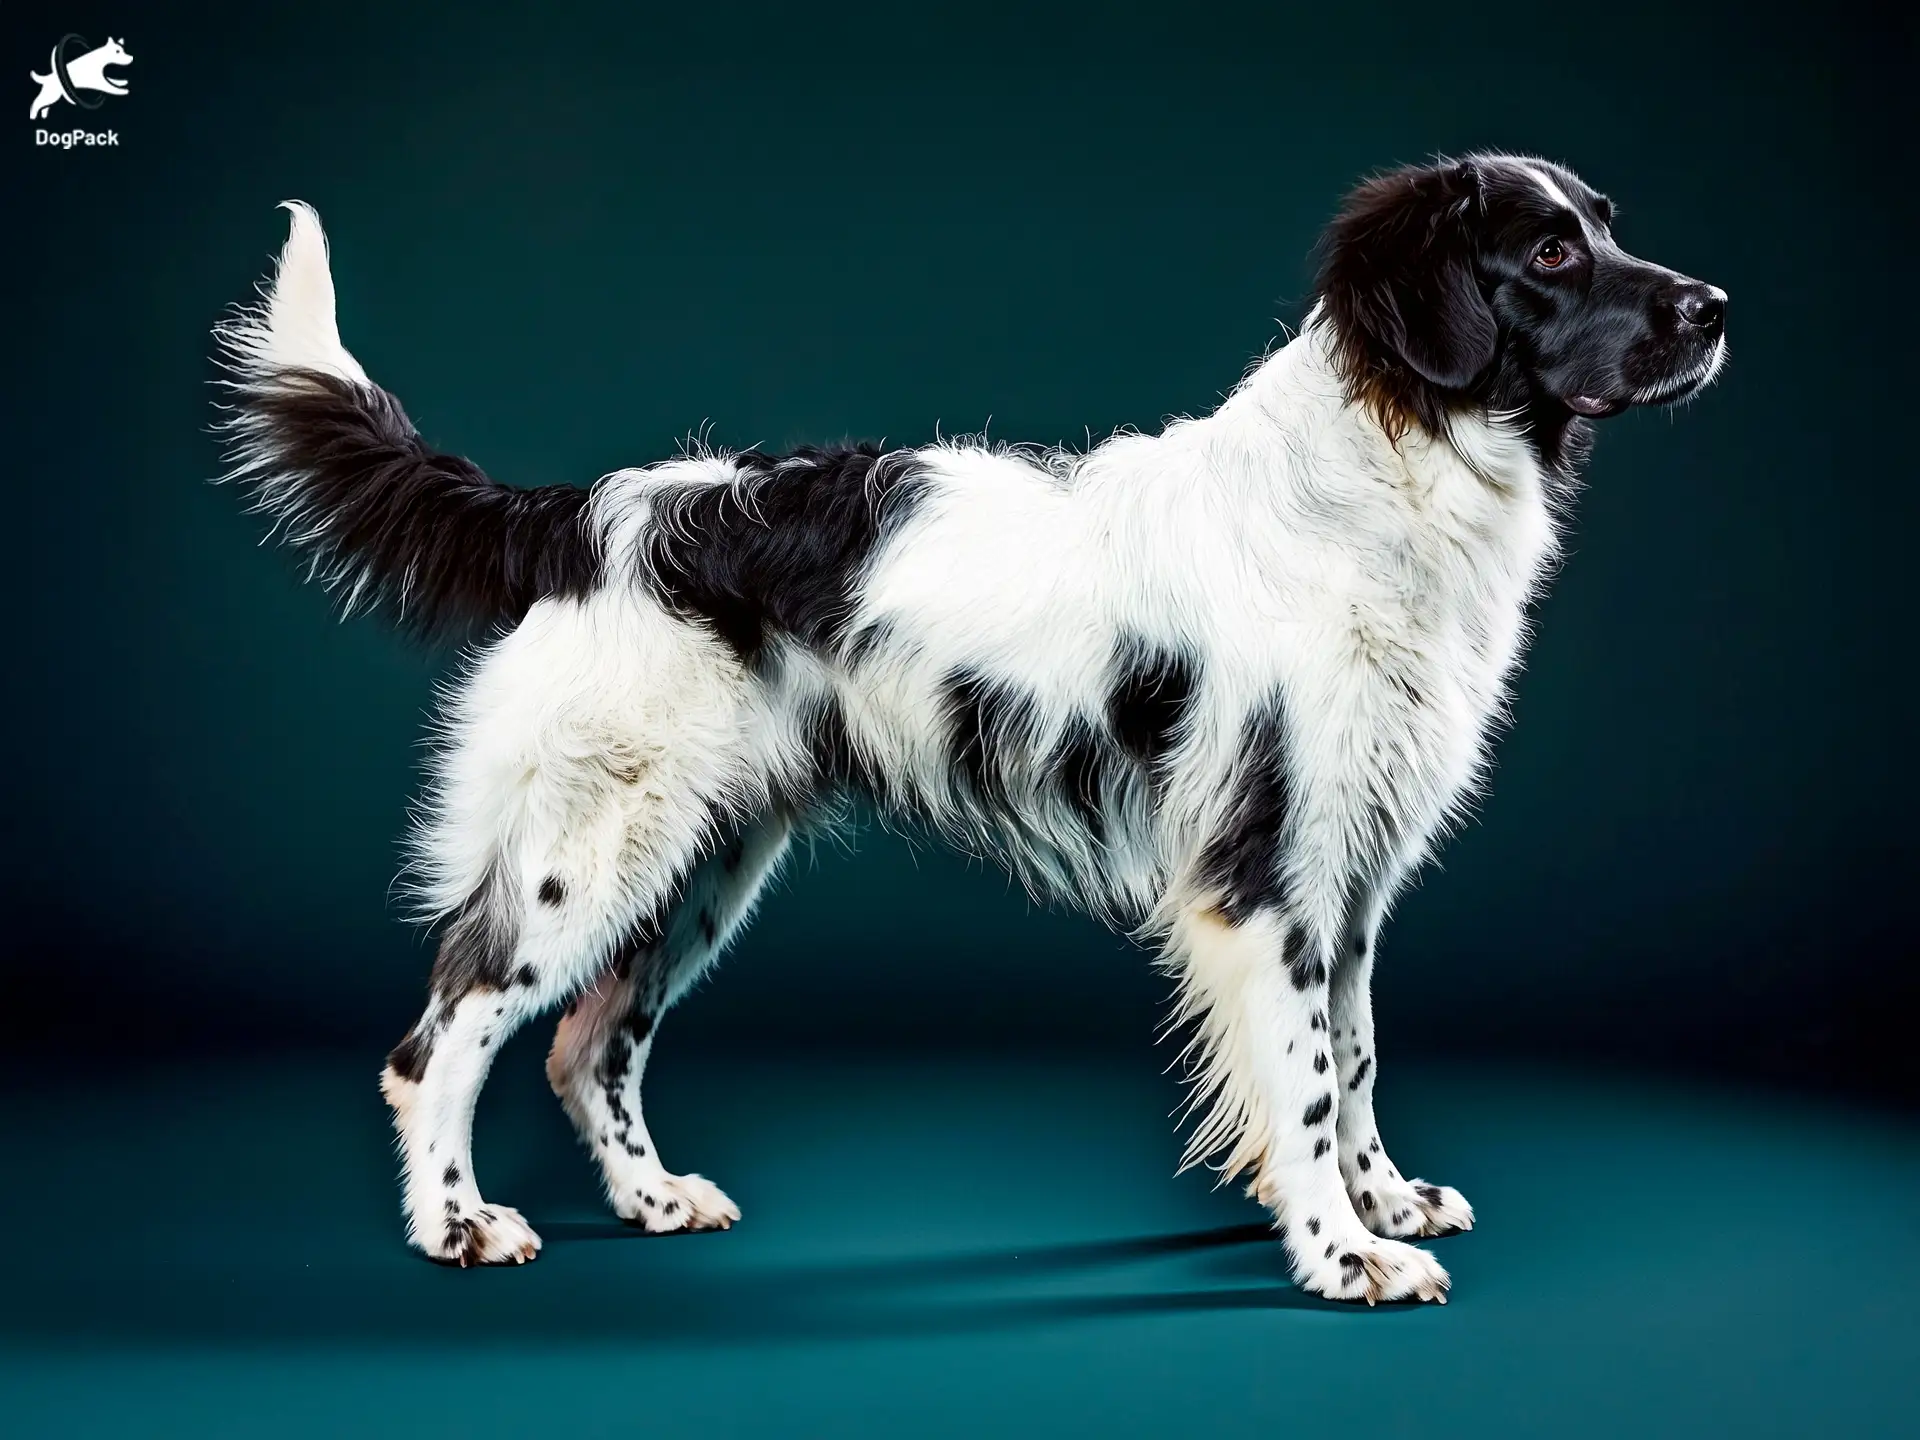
4,0,1909,1096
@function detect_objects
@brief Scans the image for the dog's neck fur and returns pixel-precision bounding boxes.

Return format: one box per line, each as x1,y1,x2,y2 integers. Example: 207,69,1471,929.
1194,315,1555,529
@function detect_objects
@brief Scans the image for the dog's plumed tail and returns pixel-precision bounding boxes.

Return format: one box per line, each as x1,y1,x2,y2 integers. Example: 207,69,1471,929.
214,202,599,639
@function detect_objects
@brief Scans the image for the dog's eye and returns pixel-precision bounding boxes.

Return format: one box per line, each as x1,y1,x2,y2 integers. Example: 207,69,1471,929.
1534,239,1570,269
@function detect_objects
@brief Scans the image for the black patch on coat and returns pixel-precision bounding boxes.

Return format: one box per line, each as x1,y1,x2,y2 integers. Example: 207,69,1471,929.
1349,1057,1372,1090
1107,637,1196,774
537,876,566,907
1052,717,1111,836
1196,700,1292,925
641,444,928,665
798,696,869,798
943,668,1031,807
222,368,601,640
1303,1094,1334,1127
426,884,518,1005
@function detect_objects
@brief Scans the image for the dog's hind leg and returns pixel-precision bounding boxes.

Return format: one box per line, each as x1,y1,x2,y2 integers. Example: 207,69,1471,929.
379,593,758,1265
547,810,793,1232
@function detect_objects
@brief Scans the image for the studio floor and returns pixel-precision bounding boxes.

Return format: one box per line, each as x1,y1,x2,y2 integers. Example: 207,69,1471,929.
2,1047,1913,1438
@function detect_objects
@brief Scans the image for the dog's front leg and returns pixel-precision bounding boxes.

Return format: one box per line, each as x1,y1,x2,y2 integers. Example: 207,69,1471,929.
1167,901,1450,1304
1330,893,1474,1240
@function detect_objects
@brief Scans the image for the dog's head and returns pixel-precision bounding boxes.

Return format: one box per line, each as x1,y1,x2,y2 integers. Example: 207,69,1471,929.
1315,153,1726,456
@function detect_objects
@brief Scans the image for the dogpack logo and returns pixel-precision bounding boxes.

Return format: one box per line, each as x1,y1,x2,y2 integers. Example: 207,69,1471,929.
29,33,131,148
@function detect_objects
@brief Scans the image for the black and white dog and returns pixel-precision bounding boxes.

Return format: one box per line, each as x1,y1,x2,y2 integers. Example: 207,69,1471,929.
216,154,1725,1300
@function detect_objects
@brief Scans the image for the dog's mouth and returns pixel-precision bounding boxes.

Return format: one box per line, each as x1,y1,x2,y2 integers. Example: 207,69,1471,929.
1629,337,1728,409
1561,337,1727,419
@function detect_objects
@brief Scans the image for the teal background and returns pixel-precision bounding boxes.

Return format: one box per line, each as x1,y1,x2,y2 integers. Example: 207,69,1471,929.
2,1,1913,1435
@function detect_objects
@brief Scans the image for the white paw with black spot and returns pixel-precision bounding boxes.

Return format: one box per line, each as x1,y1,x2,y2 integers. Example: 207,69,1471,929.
1289,1224,1450,1305
619,1172,740,1234
1351,1173,1475,1239
1405,1179,1474,1236
426,1203,542,1266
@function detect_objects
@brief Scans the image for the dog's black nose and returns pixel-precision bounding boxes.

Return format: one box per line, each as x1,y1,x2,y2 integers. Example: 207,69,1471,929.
1675,284,1727,333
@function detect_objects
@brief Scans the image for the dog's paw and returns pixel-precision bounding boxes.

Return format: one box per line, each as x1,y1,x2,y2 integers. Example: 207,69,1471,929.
1406,1180,1474,1236
424,1203,542,1266
1352,1173,1475,1239
1290,1227,1450,1305
620,1172,740,1234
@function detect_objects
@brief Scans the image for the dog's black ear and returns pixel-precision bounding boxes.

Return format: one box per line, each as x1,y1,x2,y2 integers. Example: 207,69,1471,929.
1316,160,1498,430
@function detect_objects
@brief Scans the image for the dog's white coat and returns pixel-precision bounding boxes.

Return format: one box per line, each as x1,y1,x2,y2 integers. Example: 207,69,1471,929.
229,206,1566,1299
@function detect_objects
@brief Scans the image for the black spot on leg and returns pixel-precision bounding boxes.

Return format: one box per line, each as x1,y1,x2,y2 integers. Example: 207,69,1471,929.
1289,953,1329,993
1349,1057,1372,1090
387,1027,435,1084
425,875,522,1002
1310,1010,1326,1031
1416,1183,1445,1207
1357,1152,1371,1172
1325,1241,1338,1259
1361,1191,1376,1211
1306,1217,1321,1236
443,1162,460,1186
1313,1138,1331,1159
1314,1052,1329,1074
537,875,566,907
1302,1094,1333,1127
1369,1137,1381,1154
513,964,538,988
